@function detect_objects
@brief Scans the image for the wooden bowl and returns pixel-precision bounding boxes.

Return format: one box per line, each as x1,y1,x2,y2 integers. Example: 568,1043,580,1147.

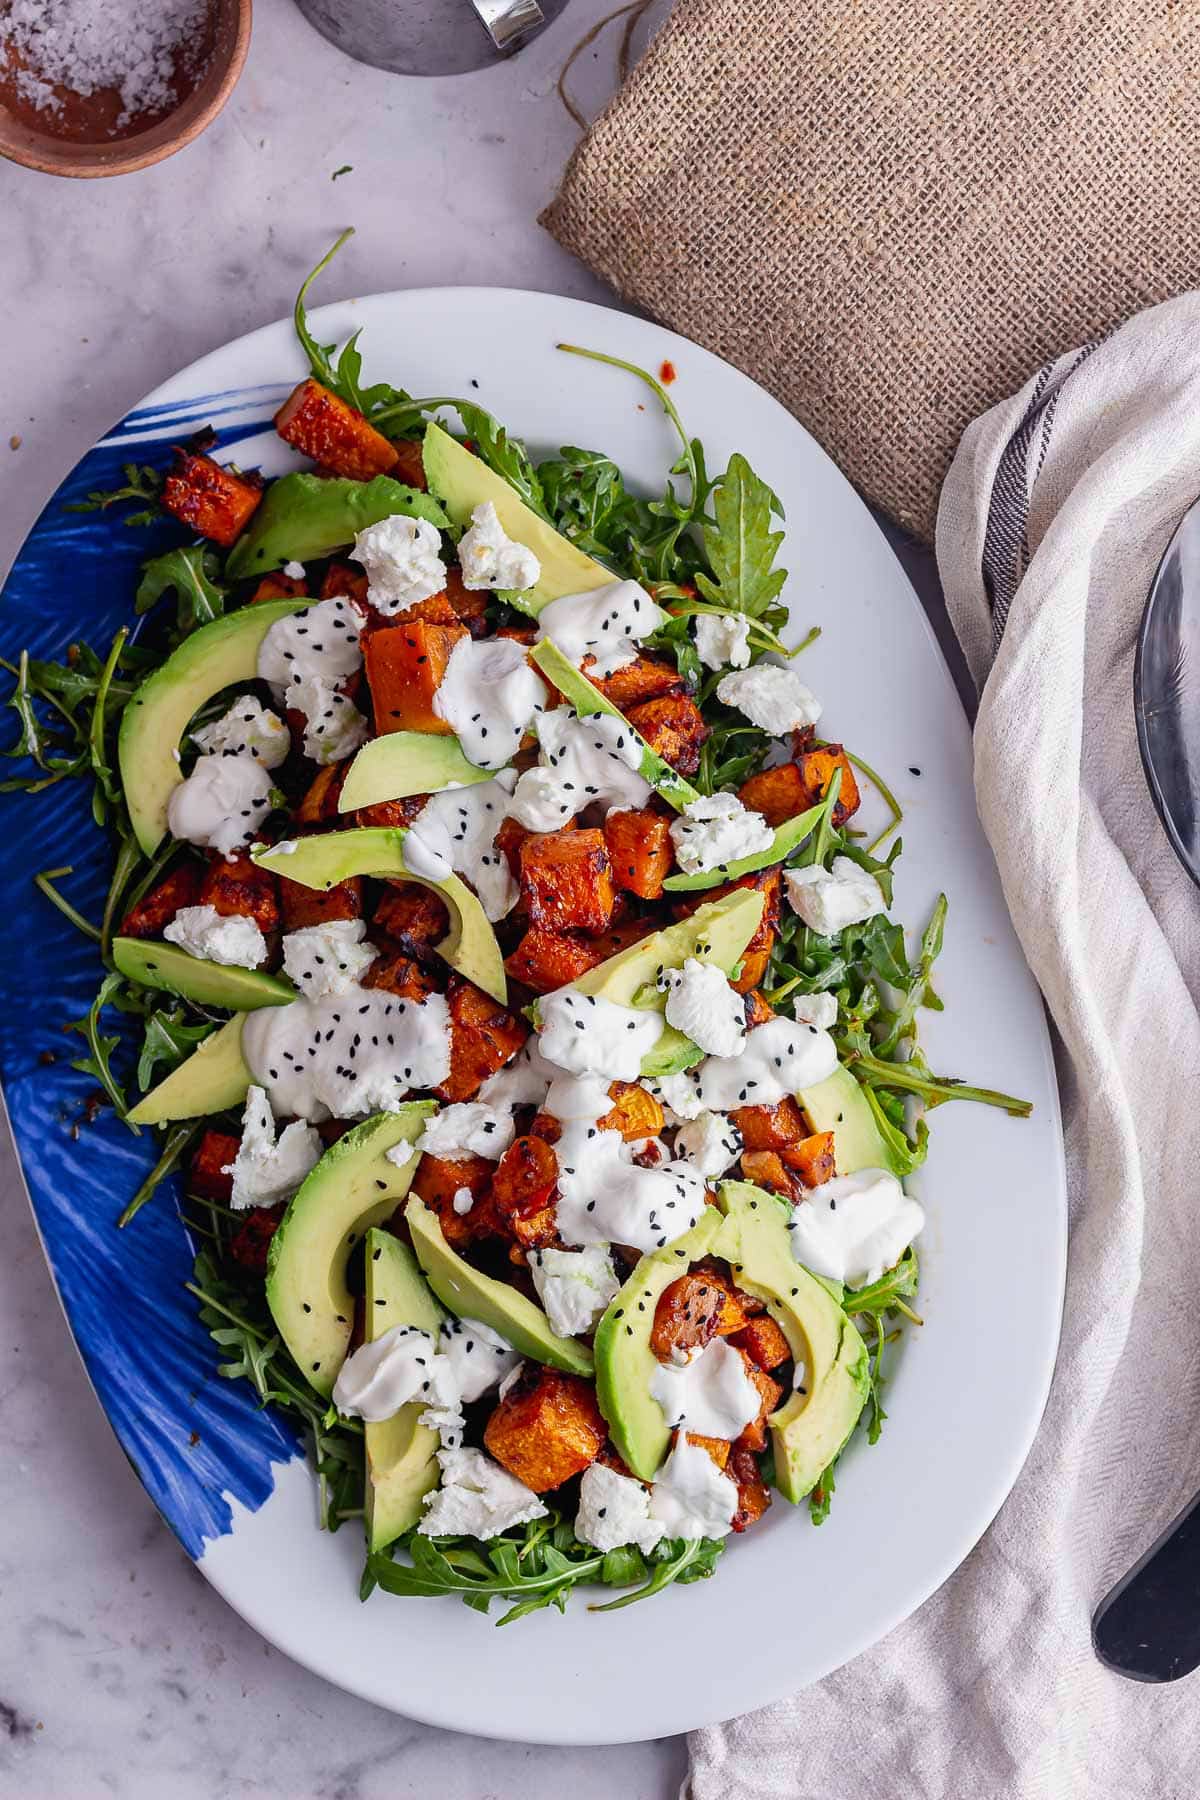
0,0,251,178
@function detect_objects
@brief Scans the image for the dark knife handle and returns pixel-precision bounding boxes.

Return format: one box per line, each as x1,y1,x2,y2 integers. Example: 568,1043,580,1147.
1093,1487,1200,1681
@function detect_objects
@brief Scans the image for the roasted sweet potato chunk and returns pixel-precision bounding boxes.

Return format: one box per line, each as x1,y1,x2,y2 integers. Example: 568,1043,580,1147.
782,1130,837,1189
321,560,370,606
685,1432,732,1471
274,377,399,481
119,861,202,938
650,1269,752,1361
734,1356,785,1453
738,762,811,828
731,946,772,995
495,814,534,881
483,1369,606,1492
797,743,861,826
603,807,674,900
198,853,281,934
350,795,426,830
413,1153,496,1250
739,1149,798,1202
742,988,776,1029
363,618,466,735
277,873,362,933
732,1094,809,1152
372,882,450,956
228,1206,284,1276
591,654,683,710
731,1314,792,1372
625,693,710,776
519,828,615,935
361,950,437,1003
598,1081,665,1142
491,1135,558,1219
294,764,346,825
729,1445,772,1532
436,974,528,1103
162,453,262,547
441,566,489,626
189,1129,240,1203
504,918,652,994
250,570,308,603
389,435,427,490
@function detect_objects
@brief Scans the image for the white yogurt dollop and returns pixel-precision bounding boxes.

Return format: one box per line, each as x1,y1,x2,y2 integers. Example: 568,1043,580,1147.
431,637,546,771
167,754,274,856
538,989,665,1083
403,771,519,920
691,1014,838,1110
535,579,664,678
242,988,452,1122
507,706,652,831
788,1168,925,1289
649,1433,737,1540
649,1338,762,1440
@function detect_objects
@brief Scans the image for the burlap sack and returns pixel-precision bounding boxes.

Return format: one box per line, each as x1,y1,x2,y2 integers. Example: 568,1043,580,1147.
542,0,1200,541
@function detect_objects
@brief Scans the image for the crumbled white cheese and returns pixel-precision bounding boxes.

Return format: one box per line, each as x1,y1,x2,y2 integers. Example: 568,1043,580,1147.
280,918,379,998
351,514,446,614
438,1316,521,1403
668,792,774,876
785,856,886,935
452,1186,475,1216
659,958,747,1058
792,989,839,1029
716,665,823,735
574,1462,666,1556
419,1446,547,1539
789,1168,925,1289
692,1014,838,1110
673,1109,742,1178
257,596,362,692
221,1085,322,1212
456,500,540,592
192,694,289,769
167,754,274,856
529,1245,620,1338
416,1102,515,1162
535,579,665,678
648,1071,708,1121
402,771,519,920
507,706,652,832
538,989,665,1083
283,560,306,580
163,903,267,969
693,612,751,671
242,988,452,1123
291,675,369,766
649,1433,737,1540
650,1338,762,1440
332,1322,456,1423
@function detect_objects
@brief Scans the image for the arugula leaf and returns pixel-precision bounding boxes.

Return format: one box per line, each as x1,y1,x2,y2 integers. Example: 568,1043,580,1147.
136,546,226,636
694,453,787,620
118,1120,201,1228
590,1537,725,1612
65,462,163,527
845,1250,921,1321
293,231,412,422
136,1009,213,1092
34,866,101,942
66,971,132,1122
809,1458,837,1526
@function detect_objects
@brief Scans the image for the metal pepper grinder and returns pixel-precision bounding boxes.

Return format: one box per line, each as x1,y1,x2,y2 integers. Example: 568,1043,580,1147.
293,0,569,75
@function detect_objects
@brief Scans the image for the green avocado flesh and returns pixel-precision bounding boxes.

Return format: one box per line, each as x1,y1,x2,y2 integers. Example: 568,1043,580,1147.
798,1063,896,1177
594,1207,728,1480
421,422,612,616
561,887,766,1078
118,598,317,858
225,473,449,580
662,803,826,893
338,731,490,813
253,828,507,1005
112,938,294,1012
363,1227,444,1552
127,1015,252,1125
529,639,699,812
719,1181,869,1502
266,1105,433,1398
406,1198,594,1376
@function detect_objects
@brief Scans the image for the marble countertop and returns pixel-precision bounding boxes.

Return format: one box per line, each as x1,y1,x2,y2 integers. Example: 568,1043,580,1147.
0,4,946,1792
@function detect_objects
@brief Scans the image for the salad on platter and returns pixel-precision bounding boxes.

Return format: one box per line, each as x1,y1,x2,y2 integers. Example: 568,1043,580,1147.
2,237,1030,1624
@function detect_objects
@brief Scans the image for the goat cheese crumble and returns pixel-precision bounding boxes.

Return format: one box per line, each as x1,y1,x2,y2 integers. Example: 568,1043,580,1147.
351,514,447,613
535,579,665,678
192,694,289,769
659,958,747,1058
668,791,774,876
785,856,887,934
163,903,267,969
789,1168,925,1289
693,612,751,671
280,918,379,998
419,1446,546,1539
222,1085,322,1212
456,501,540,591
716,665,823,735
529,1245,620,1338
574,1463,666,1556
415,1101,515,1162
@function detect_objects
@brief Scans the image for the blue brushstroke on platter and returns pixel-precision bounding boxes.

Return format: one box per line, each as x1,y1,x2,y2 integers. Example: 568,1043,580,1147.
0,393,303,1560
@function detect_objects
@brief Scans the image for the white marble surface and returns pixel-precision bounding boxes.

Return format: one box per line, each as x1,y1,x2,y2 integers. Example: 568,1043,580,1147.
0,1,690,1793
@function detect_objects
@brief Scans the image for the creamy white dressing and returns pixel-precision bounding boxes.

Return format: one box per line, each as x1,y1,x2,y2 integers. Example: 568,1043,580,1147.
785,856,886,935
529,1244,620,1338
431,636,546,771
242,987,452,1122
416,1101,515,1162
668,791,774,876
648,1432,737,1540
554,1124,708,1253
538,989,664,1082
257,596,362,692
221,1085,323,1211
163,903,267,969
332,1322,454,1423
507,706,652,832
167,753,274,855
535,579,664,678
291,675,369,766
456,501,540,591
192,694,289,769
649,1337,762,1439
574,1462,665,1556
403,771,519,921
690,1014,838,1110
280,919,379,998
660,958,747,1058
789,1168,925,1289
351,514,446,614
438,1315,522,1402
716,665,823,734
478,1039,560,1110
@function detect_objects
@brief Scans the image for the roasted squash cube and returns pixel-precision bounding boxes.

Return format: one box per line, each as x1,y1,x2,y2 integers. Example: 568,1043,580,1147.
625,693,710,776
389,435,427,491
732,1094,809,1152
733,1356,785,1453
519,828,615,935
277,873,362,933
294,764,346,825
739,1149,798,1202
372,882,450,955
591,654,683,710
491,1135,558,1219
483,1368,606,1492
505,926,599,994
797,743,861,826
603,807,674,899
731,946,773,996
321,560,370,606
198,853,281,934
436,974,528,1103
228,1206,284,1276
729,1444,772,1532
738,762,811,828
731,1314,792,1372
119,861,202,938
685,1432,732,1471
598,1080,664,1142
361,950,437,1002
362,618,466,735
250,570,308,604
162,453,262,547
413,1152,497,1250
782,1130,837,1189
274,377,399,481
742,988,776,1029
350,795,426,830
189,1129,240,1203
650,1268,752,1361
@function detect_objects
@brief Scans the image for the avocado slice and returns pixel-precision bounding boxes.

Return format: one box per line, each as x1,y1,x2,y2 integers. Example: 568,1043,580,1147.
798,1063,899,1177
225,473,449,581
662,803,825,894
593,1206,728,1479
422,422,612,617
253,828,507,1004
718,1180,869,1502
405,1197,594,1377
362,1227,444,1551
338,731,491,814
119,598,317,857
127,1015,252,1125
112,938,295,1012
542,887,766,1079
529,640,699,812
266,1104,433,1397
